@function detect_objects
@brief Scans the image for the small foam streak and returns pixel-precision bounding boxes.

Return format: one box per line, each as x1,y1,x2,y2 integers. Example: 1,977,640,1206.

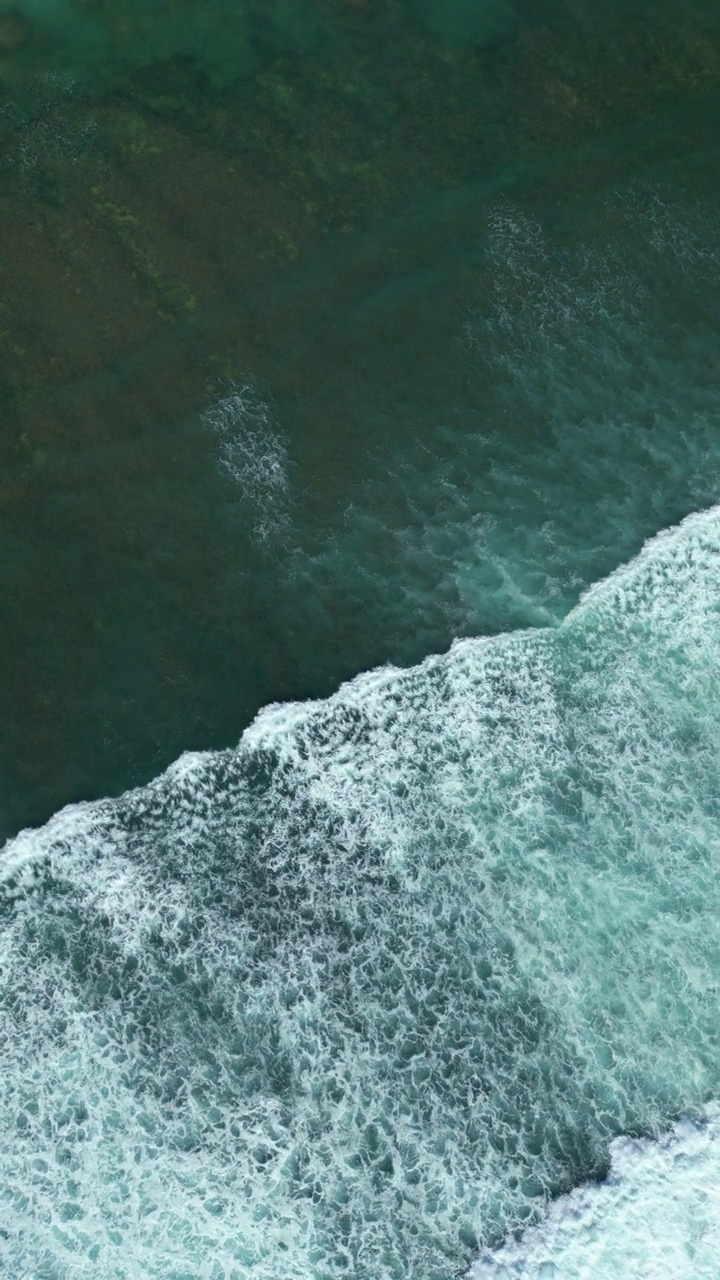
203,381,291,545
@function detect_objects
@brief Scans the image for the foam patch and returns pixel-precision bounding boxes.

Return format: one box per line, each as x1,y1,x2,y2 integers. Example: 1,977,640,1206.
473,1107,720,1278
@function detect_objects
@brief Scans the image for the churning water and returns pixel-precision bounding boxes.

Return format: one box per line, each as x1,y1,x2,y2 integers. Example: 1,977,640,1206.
3,498,720,1277
475,1107,720,1278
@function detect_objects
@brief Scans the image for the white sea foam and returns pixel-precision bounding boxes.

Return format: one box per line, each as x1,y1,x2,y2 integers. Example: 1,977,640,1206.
204,381,291,544
473,1107,720,1279
2,503,720,1278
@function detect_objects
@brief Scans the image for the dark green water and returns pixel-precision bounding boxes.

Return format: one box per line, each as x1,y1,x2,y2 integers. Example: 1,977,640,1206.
1,0,719,841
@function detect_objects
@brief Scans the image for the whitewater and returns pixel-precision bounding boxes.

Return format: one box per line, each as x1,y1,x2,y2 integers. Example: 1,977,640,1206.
2,496,720,1278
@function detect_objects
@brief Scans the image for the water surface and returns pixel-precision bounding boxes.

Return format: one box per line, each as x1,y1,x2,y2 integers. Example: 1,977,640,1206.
1,0,719,837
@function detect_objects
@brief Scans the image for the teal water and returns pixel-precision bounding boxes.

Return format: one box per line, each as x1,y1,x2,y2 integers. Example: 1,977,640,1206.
2,1,720,1275
475,1107,720,1276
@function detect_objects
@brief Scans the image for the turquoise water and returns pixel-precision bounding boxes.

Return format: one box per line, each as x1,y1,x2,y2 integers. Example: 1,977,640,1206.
275,186,720,647
475,1108,720,1277
2,1,720,1275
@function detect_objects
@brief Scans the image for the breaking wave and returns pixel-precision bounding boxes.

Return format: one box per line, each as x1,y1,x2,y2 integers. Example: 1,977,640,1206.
2,501,720,1277
474,1107,720,1278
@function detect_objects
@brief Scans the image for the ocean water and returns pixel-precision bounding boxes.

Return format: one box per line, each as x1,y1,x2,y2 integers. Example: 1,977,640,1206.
2,1,720,1275
1,0,720,837
0,0,516,93
475,1108,720,1277
3,503,720,1276
277,188,720,650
